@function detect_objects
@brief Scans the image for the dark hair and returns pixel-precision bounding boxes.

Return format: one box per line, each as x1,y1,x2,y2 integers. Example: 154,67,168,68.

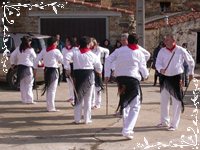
19,36,32,53
114,40,122,49
47,36,57,47
79,36,91,49
128,33,139,44
102,39,110,46
67,37,76,47
159,41,165,47
72,36,79,46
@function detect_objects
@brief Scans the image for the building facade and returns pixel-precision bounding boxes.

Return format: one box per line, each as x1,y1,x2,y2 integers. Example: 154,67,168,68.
1,0,136,45
1,0,200,63
145,0,200,64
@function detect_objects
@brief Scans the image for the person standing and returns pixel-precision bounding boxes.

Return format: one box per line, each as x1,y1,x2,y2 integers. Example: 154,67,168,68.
182,43,191,87
64,36,102,124
114,33,150,117
90,37,109,109
120,33,150,62
10,36,36,104
109,40,122,83
56,34,64,51
104,33,149,140
56,34,65,81
101,38,113,54
155,34,195,131
113,40,122,53
152,41,165,86
34,37,63,112
62,37,77,104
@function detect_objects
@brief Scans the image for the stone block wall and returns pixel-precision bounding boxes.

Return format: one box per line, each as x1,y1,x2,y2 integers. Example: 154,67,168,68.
3,0,136,46
145,0,190,17
145,18,200,61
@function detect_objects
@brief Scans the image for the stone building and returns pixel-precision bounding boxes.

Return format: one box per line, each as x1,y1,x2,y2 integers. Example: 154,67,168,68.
1,0,200,63
145,0,200,64
1,0,136,46
146,12,200,63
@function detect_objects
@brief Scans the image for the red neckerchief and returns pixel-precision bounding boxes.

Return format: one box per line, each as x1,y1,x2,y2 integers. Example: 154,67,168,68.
166,44,176,52
90,45,95,50
80,47,91,54
46,44,57,52
128,44,139,50
65,45,72,50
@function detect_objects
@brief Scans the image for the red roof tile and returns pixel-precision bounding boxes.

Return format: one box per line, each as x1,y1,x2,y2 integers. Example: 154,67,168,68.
145,11,200,29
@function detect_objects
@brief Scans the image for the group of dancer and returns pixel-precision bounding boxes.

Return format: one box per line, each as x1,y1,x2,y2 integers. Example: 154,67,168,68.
10,32,195,140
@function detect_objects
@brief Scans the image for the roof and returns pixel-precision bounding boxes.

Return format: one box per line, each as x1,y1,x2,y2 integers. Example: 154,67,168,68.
65,0,134,14
145,11,200,30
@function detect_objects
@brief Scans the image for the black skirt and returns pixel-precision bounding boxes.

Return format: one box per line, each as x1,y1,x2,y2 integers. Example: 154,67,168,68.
73,69,94,105
41,67,59,96
116,76,142,113
160,74,184,112
17,65,32,83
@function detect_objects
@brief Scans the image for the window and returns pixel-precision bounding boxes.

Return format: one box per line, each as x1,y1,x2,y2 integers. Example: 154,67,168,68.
160,2,171,12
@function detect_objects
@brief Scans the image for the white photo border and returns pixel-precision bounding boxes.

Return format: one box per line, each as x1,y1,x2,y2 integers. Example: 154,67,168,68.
134,78,199,149
1,1,199,149
1,1,66,73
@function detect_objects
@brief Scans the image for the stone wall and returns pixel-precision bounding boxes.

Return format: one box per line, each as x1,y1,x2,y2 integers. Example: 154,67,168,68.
145,18,200,62
145,0,190,17
111,0,135,11
173,19,199,60
108,14,135,44
3,0,136,46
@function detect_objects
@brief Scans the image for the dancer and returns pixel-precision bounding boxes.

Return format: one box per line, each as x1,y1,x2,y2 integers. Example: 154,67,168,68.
156,34,195,131
105,33,149,139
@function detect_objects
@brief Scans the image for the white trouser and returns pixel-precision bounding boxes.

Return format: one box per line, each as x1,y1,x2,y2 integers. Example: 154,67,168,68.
20,73,34,103
92,86,102,107
122,95,141,135
46,79,58,111
160,88,182,128
74,84,94,123
66,78,74,100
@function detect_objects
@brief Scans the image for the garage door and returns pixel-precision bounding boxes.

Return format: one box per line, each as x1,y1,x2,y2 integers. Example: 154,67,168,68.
40,18,106,44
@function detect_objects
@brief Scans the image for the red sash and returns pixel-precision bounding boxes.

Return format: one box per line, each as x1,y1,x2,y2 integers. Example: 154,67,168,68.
46,44,57,52
80,48,90,54
166,44,176,52
128,44,139,51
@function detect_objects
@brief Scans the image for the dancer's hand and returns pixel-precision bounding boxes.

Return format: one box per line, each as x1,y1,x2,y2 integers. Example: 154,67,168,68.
189,74,194,82
160,69,165,75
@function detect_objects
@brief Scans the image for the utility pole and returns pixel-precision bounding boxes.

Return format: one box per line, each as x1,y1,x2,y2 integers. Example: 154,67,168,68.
136,0,145,47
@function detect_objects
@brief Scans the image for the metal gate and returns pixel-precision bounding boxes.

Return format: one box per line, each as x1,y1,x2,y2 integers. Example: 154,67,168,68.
40,18,106,44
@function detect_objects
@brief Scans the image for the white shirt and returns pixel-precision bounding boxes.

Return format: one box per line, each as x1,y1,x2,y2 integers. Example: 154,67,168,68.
64,49,102,73
155,45,195,76
92,46,110,64
62,47,78,67
10,47,36,67
34,48,63,68
105,46,149,81
138,45,151,62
